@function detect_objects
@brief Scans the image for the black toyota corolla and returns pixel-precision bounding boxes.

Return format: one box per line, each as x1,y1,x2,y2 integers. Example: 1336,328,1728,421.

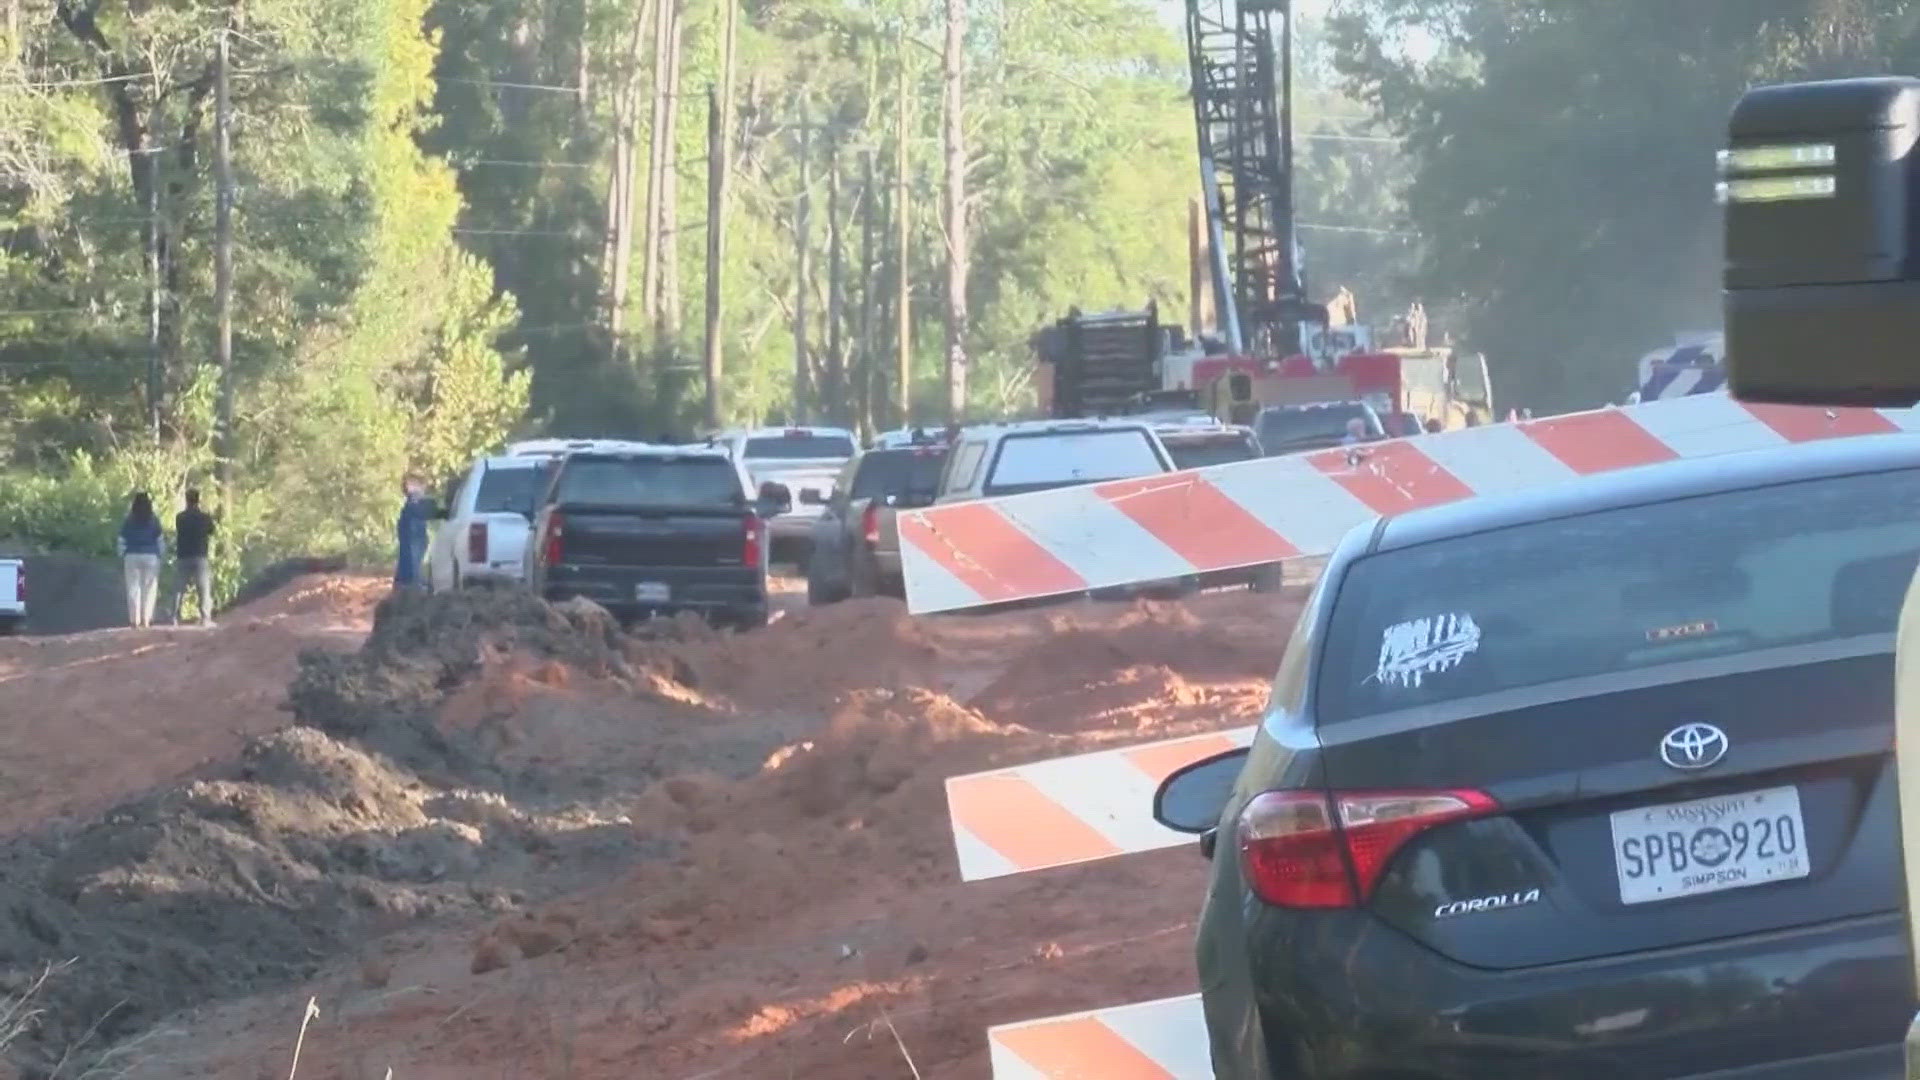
1154,433,1920,1079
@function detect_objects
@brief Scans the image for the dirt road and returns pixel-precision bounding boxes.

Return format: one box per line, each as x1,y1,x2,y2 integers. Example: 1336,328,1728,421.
0,573,1300,1078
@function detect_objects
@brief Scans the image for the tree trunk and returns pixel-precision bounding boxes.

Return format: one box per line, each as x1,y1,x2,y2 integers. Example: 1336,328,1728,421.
894,48,911,428
606,0,655,357
702,0,739,430
826,143,845,426
856,150,877,439
639,0,672,334
941,0,968,426
792,96,812,421
657,0,685,338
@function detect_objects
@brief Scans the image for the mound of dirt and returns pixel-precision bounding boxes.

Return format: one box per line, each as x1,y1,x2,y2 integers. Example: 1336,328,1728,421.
630,597,952,710
286,586,630,773
970,599,1283,730
0,585,655,1076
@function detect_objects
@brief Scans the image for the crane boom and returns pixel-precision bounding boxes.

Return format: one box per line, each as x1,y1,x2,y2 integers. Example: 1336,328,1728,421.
1185,0,1327,359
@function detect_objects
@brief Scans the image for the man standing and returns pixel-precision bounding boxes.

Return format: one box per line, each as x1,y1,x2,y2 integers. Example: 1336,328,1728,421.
395,475,431,591
171,488,216,627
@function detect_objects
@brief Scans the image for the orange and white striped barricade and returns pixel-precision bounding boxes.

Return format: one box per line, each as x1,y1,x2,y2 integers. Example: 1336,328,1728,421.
900,396,1920,614
989,995,1211,1079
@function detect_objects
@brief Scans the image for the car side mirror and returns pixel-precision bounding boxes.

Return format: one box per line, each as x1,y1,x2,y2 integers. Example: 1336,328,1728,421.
1152,747,1251,839
798,488,826,506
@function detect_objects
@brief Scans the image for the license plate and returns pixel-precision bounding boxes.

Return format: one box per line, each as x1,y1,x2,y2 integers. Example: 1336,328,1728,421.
1610,785,1808,905
634,582,670,603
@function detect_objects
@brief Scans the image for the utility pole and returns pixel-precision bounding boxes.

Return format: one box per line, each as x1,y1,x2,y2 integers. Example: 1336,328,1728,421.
894,49,911,428
214,27,234,493
826,143,845,427
1188,195,1208,337
701,0,738,430
605,0,655,361
940,0,968,426
792,96,812,421
856,149,877,437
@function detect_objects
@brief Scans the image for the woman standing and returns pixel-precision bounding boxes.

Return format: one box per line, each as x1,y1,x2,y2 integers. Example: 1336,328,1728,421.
118,491,165,628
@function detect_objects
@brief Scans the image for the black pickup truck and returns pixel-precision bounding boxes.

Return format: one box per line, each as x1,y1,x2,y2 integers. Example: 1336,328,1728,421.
524,446,791,629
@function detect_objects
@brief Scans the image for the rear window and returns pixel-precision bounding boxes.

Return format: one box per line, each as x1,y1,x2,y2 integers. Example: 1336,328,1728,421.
555,456,743,507
474,462,550,515
1257,405,1379,449
852,449,949,501
984,429,1167,496
742,433,855,460
1163,434,1259,470
1315,468,1920,723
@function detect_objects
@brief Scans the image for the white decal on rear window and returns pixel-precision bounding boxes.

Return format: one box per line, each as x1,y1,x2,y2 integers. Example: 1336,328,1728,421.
1375,613,1481,688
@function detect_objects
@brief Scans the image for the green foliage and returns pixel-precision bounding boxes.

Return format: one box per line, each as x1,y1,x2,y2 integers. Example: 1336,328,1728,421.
1329,0,1920,411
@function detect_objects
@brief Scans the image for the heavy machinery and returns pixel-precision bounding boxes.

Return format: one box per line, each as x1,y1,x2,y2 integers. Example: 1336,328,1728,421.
1034,0,1494,430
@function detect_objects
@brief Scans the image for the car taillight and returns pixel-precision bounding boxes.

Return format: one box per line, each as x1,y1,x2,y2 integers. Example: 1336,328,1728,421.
14,567,23,602
543,512,565,566
467,521,488,564
1238,788,1496,909
862,504,880,546
742,515,762,569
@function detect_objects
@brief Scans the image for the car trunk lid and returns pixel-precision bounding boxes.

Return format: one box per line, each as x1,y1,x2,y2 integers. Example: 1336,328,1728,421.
1323,644,1900,970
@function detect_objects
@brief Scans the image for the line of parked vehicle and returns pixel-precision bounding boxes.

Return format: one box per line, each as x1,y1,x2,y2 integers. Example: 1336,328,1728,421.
418,398,1404,630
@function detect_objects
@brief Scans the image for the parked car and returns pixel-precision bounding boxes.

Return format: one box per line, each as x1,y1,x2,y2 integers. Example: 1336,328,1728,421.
524,444,790,629
708,427,857,561
1252,400,1384,456
0,557,22,635
932,418,1174,504
805,440,950,604
1151,433,1920,1079
426,439,656,592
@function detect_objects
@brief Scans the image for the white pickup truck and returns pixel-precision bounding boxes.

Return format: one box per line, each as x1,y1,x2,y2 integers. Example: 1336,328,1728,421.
0,558,23,635
708,426,857,557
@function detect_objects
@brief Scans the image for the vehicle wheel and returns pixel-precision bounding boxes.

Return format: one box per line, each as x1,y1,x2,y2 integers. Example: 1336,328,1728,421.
1249,563,1284,594
806,549,849,606
734,606,770,631
0,618,18,637
849,550,879,598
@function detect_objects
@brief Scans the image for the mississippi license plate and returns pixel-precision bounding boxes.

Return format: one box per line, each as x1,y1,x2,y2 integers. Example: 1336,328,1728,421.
1610,785,1808,905
634,582,670,603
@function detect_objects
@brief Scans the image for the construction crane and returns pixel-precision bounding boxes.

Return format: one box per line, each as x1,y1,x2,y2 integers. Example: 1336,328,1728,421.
1184,0,1327,360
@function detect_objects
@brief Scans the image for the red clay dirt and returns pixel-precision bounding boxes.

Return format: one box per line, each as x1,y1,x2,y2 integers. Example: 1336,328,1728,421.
2,574,1302,1079
0,574,382,836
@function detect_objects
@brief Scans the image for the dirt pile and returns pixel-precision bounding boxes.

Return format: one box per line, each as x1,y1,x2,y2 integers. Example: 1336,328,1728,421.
0,586,648,1076
287,585,630,773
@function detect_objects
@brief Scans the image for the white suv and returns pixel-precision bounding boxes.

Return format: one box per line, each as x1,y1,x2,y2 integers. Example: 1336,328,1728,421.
425,439,654,591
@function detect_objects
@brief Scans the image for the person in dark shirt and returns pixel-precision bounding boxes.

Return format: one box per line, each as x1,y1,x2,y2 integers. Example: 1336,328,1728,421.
117,491,165,629
170,488,217,627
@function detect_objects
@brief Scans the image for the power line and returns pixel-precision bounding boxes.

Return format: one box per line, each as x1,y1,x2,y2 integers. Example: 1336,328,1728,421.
0,72,145,90
1297,221,1418,237
445,77,582,94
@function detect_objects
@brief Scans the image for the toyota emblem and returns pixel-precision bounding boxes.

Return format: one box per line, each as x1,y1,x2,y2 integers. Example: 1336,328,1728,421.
1660,723,1729,771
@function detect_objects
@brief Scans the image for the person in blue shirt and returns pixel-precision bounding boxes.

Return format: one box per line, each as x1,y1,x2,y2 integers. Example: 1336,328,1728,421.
117,491,166,628
395,475,431,590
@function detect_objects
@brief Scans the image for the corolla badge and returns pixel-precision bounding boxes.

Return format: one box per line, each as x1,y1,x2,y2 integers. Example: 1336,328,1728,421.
1659,723,1729,771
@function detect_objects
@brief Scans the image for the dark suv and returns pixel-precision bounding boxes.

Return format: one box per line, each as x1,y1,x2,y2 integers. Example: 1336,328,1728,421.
1153,434,1920,1079
525,447,789,629
804,442,949,603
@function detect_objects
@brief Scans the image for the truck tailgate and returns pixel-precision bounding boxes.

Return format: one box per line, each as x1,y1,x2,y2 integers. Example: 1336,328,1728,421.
558,507,750,568
466,513,534,578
